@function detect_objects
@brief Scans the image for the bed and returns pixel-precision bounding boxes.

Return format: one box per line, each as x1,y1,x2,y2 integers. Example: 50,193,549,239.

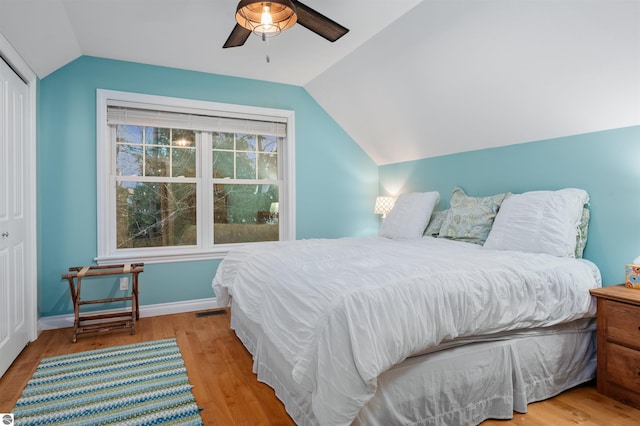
212,187,601,425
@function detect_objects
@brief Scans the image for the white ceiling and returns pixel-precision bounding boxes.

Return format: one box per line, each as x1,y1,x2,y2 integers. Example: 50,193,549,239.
308,0,640,164
1,0,639,165
0,0,422,84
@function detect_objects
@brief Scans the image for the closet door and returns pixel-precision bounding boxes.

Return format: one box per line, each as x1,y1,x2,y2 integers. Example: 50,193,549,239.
0,56,29,377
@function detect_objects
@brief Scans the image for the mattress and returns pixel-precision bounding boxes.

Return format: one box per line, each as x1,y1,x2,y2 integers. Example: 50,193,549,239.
230,301,597,426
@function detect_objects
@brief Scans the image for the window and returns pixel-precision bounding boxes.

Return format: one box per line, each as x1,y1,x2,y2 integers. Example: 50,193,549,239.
96,90,295,264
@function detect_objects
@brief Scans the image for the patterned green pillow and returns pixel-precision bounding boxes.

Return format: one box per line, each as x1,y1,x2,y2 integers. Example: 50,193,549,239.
424,209,449,237
575,208,590,258
439,187,510,245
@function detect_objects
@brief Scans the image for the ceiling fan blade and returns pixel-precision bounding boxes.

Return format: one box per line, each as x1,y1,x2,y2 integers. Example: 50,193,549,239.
292,1,349,42
223,24,252,48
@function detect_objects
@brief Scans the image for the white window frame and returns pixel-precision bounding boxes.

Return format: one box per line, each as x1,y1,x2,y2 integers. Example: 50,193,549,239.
95,89,295,264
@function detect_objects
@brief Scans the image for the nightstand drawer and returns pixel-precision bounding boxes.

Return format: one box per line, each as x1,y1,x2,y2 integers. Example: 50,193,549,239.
607,300,640,350
607,342,640,393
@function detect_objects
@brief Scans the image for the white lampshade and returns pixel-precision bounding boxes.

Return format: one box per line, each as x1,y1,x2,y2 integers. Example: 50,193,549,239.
374,196,395,217
270,202,279,214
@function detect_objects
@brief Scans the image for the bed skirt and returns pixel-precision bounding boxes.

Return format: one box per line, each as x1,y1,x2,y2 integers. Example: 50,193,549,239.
230,302,596,426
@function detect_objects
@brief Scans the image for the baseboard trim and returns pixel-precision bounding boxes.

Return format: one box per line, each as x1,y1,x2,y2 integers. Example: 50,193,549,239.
38,297,218,333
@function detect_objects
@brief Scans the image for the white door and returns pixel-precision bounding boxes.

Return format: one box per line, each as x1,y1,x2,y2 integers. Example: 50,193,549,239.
0,56,29,377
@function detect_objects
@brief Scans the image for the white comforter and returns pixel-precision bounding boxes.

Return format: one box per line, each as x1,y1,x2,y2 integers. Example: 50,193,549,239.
212,236,601,426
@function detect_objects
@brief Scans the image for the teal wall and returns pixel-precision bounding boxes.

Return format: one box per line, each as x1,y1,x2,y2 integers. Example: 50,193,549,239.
379,125,640,286
38,55,636,317
38,56,379,317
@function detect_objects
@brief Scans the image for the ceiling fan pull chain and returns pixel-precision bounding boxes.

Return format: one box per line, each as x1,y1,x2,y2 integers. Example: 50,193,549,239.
263,32,271,63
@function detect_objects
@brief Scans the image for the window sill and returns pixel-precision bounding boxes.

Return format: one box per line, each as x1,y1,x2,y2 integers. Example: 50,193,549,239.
95,244,258,265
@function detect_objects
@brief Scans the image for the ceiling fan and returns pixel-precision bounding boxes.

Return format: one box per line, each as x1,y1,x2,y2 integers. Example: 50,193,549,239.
223,0,349,48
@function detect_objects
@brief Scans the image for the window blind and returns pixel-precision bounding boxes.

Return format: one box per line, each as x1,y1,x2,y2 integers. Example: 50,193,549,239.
107,105,287,137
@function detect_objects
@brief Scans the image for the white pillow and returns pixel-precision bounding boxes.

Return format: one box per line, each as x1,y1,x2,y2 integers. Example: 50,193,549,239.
483,188,589,257
379,192,440,239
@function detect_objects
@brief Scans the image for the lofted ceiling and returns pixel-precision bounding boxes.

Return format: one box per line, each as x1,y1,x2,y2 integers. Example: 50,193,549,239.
1,0,639,165
0,0,422,85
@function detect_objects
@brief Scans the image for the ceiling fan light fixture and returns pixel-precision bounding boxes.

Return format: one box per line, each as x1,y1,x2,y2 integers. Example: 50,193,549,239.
236,0,297,37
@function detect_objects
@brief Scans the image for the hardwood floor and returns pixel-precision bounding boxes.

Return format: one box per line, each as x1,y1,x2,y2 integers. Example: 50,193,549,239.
1,310,639,425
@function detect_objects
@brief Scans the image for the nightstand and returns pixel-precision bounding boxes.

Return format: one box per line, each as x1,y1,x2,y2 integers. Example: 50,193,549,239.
589,285,640,409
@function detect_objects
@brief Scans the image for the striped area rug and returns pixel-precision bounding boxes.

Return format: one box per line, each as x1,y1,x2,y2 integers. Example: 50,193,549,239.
12,338,203,425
